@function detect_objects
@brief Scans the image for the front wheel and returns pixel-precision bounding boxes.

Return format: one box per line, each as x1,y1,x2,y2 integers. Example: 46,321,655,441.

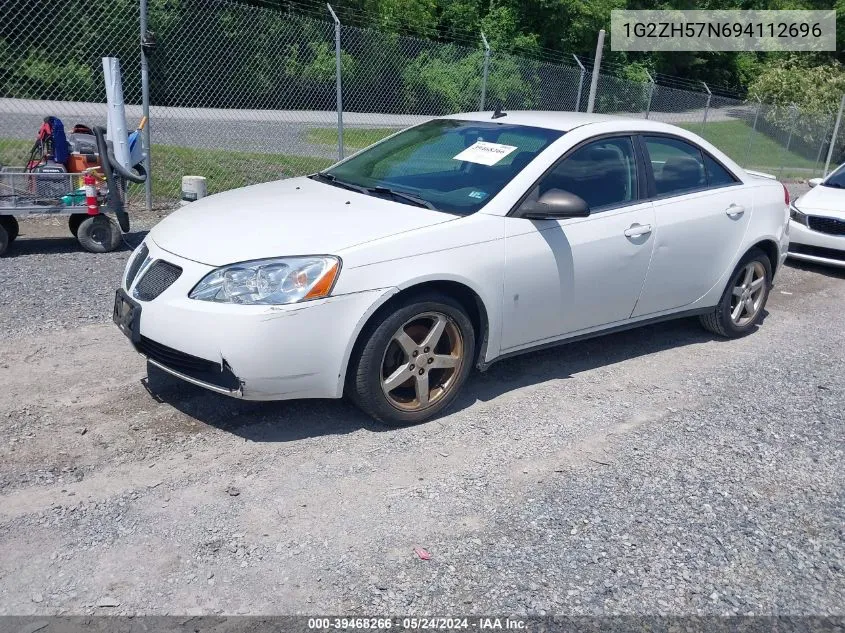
699,247,772,338
348,293,476,425
76,215,122,253
0,216,19,242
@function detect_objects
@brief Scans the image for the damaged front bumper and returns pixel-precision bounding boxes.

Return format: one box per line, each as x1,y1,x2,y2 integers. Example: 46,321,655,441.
135,335,244,396
122,237,392,401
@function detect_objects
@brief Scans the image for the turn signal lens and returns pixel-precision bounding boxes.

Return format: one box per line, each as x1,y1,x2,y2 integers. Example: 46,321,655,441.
304,260,340,299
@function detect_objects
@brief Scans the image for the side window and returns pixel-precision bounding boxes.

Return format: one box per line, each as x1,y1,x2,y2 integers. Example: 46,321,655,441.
644,136,706,197
522,136,639,212
704,154,738,187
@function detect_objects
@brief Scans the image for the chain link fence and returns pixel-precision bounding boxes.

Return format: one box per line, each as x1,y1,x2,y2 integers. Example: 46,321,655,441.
2,0,844,211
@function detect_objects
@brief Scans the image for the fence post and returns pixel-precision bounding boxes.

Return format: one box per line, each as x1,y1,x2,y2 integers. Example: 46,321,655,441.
744,99,762,168
327,3,344,161
586,29,605,114
778,103,798,179
479,31,490,111
573,55,585,113
139,0,152,211
644,70,655,119
701,81,712,127
813,110,836,177
823,93,845,177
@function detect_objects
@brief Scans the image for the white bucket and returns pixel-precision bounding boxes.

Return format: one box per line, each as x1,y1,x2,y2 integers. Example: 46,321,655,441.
181,175,207,205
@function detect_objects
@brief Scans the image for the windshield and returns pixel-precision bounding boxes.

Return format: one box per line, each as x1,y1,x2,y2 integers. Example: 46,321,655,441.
320,119,564,215
823,163,845,188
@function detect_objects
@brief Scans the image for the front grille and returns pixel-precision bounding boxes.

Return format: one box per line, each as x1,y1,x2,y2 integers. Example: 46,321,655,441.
789,243,845,262
125,243,148,289
136,336,240,391
134,261,182,301
807,215,845,236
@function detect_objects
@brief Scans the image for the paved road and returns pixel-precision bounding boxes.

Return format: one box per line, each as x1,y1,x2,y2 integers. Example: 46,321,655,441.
0,206,842,616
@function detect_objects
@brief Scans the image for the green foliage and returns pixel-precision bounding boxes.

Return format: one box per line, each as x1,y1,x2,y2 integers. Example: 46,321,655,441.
748,57,845,113
402,47,485,113
747,57,845,145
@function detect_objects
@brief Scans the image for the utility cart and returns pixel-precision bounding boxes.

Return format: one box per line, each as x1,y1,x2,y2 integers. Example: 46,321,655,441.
0,125,145,257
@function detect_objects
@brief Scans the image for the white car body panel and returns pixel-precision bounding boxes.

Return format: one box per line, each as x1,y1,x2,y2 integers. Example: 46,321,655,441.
125,111,790,401
632,185,754,316
151,177,458,266
500,202,656,351
788,169,845,268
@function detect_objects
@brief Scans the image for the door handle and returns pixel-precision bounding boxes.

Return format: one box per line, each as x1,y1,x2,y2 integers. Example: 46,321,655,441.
624,223,652,238
725,204,745,218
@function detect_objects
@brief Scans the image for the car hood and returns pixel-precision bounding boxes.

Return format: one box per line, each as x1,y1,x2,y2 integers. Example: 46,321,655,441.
795,185,845,219
149,177,457,266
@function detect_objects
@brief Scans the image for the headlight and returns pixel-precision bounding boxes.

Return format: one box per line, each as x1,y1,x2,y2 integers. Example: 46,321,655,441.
789,203,809,226
189,256,340,305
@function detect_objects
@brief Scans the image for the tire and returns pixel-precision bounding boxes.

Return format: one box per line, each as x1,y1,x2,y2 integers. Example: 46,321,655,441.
68,213,87,237
0,223,8,257
348,293,476,426
0,216,19,242
76,215,122,253
699,247,772,338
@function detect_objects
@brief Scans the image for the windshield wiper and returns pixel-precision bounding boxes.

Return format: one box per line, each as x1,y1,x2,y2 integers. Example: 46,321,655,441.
310,171,369,194
369,186,438,210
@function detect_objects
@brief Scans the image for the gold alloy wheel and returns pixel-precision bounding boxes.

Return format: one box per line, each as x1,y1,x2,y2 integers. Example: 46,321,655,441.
730,261,767,327
379,311,464,411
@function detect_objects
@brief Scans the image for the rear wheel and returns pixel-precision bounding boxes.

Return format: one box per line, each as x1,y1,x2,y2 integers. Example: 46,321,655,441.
699,247,772,338
0,216,19,242
76,215,122,253
349,293,475,425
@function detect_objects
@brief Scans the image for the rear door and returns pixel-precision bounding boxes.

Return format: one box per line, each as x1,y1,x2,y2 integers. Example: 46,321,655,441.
501,135,656,351
632,135,753,317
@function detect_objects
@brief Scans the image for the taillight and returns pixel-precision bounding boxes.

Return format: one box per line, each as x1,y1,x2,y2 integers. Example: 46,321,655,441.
782,182,790,205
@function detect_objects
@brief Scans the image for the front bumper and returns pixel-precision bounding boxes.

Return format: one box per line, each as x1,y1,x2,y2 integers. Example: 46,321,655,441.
787,219,845,268
122,239,391,400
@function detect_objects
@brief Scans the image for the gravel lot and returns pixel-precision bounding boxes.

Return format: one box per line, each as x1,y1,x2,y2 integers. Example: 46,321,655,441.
0,186,843,617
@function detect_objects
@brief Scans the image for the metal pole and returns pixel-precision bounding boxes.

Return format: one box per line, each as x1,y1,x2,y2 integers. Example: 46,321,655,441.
140,0,152,211
744,99,762,168
813,110,836,177
823,93,845,177
644,69,655,119
327,3,343,160
573,55,585,113
779,103,798,179
479,31,490,111
586,29,604,114
701,81,712,127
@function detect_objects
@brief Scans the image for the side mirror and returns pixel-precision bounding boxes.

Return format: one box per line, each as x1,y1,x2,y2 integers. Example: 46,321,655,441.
519,189,590,220
808,177,823,188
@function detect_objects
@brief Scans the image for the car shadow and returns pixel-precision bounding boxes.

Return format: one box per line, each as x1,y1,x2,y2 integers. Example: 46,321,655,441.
3,230,147,257
785,259,845,280
143,315,733,442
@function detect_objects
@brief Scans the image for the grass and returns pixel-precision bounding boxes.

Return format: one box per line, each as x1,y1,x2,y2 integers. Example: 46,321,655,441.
306,127,398,149
678,120,818,177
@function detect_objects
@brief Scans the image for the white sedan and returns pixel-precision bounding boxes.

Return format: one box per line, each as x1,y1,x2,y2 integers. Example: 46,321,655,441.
114,111,789,425
788,162,845,268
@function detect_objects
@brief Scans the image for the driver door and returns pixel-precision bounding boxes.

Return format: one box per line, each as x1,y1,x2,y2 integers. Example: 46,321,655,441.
500,135,656,352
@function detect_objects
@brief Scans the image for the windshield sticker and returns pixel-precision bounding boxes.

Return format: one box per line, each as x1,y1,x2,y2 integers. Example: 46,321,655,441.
468,190,488,200
453,141,518,166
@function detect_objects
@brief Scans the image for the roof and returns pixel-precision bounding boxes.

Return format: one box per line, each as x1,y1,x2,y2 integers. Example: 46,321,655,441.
446,110,676,133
